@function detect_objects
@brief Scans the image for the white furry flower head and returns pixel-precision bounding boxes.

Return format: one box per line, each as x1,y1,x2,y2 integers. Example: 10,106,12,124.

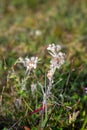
18,56,39,71
47,43,65,81
47,43,65,69
47,43,61,57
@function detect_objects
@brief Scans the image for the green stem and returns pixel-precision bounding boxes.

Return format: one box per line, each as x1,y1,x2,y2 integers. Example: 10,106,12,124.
81,116,87,130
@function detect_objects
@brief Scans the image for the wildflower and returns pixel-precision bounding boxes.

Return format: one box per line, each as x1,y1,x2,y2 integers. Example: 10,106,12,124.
31,83,37,94
47,43,65,96
18,56,39,71
25,57,39,71
50,52,65,69
47,43,65,70
47,43,61,57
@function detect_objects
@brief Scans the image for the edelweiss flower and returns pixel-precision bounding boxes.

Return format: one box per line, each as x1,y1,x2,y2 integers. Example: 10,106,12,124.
47,43,61,57
18,56,39,71
47,43,65,70
50,52,65,69
25,57,39,71
47,43,65,82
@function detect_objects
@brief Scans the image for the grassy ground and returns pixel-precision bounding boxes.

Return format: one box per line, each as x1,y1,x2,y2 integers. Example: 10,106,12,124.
0,0,87,129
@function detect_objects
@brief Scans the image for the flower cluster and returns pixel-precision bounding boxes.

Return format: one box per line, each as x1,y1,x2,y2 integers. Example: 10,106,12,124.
17,56,39,91
47,43,65,82
47,43,61,55
39,43,65,112
44,43,65,105
8,43,65,124
16,43,65,116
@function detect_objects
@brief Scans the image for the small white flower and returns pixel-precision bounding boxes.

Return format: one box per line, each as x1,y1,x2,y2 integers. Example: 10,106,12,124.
47,43,61,56
50,52,65,69
47,43,65,70
18,56,39,71
25,57,39,71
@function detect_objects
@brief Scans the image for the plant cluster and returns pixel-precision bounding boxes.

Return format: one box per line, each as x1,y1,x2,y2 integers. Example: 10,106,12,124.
6,43,66,129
